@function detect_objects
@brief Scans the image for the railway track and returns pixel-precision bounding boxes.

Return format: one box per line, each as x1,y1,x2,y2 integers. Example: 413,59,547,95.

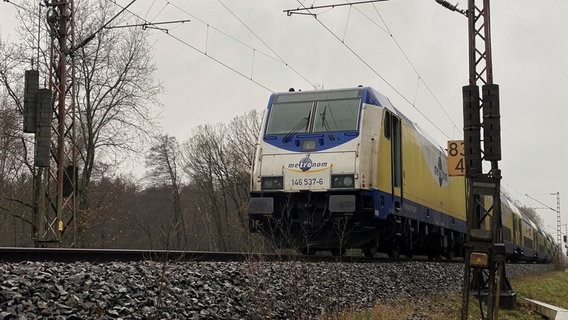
0,247,464,264
0,247,550,319
0,247,255,263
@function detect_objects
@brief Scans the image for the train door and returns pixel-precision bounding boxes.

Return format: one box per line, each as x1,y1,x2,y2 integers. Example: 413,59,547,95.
512,215,518,247
518,218,523,249
384,110,403,210
535,232,540,257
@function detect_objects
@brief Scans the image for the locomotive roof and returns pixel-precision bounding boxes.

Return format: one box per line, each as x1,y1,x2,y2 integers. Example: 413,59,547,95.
272,86,447,154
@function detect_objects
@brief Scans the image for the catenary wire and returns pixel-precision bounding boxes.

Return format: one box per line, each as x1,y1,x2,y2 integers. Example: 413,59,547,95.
371,3,460,137
143,0,157,21
147,1,168,23
216,0,317,89
108,1,274,93
294,0,451,140
329,1,460,138
162,1,315,89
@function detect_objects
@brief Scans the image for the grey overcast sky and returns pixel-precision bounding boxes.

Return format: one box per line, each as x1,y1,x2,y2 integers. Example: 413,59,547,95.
1,1,567,237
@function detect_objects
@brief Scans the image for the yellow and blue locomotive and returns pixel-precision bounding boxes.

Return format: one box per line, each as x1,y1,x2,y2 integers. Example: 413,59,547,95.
248,87,468,257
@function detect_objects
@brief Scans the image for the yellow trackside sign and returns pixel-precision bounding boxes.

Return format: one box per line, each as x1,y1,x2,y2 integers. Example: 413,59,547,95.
448,140,465,176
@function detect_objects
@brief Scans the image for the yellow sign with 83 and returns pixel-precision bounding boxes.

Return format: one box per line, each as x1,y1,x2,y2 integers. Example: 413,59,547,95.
447,140,465,176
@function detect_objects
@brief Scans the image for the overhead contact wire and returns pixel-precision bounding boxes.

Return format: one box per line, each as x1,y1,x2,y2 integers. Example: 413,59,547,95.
144,0,157,21
216,0,317,89
371,3,460,136
165,2,299,67
295,1,450,140
109,1,274,93
148,1,168,23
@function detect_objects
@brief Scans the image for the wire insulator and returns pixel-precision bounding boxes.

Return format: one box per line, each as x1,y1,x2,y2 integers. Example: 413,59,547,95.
434,0,467,16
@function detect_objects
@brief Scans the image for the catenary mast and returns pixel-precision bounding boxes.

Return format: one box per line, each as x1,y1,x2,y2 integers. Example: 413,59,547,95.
31,0,78,247
459,0,515,319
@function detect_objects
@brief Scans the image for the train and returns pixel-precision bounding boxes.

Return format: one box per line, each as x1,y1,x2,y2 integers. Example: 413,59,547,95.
499,196,557,263
248,86,557,262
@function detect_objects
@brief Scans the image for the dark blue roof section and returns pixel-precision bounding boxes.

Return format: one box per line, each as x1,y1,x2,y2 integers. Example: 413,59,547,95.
362,87,381,106
266,87,382,110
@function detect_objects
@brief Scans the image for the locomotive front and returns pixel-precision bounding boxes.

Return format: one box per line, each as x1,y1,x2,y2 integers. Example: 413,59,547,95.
248,88,379,252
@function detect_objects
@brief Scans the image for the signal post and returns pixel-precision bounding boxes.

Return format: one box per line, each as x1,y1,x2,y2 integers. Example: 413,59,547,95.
24,0,78,247
441,0,516,318
458,0,515,319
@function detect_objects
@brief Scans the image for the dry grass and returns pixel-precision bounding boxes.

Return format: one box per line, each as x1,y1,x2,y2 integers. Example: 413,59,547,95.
324,270,568,320
511,270,568,309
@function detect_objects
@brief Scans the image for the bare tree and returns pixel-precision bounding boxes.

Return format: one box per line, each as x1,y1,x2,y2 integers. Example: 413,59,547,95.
503,192,545,229
182,124,228,250
517,205,544,229
0,37,34,185
0,40,35,246
0,99,26,185
224,110,262,229
181,110,262,251
0,0,163,246
0,117,36,247
72,0,163,208
5,0,162,198
145,134,187,249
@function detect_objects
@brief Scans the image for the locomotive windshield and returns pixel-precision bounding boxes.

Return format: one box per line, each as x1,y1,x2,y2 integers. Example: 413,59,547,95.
265,101,312,135
265,89,362,135
312,99,360,133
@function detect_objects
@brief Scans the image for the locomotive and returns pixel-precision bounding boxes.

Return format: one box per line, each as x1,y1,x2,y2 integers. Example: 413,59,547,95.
248,86,557,262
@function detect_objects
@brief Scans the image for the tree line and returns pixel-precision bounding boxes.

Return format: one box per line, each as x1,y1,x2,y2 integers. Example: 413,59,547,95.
0,0,267,250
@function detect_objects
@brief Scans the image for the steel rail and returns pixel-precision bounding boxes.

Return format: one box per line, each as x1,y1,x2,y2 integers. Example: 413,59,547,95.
0,247,467,264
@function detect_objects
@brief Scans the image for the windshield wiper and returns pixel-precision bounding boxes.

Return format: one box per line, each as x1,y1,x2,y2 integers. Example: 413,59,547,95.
283,112,310,142
320,105,335,141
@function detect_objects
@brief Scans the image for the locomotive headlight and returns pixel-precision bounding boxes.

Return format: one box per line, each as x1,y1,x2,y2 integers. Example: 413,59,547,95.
301,139,317,152
331,174,355,188
261,176,284,190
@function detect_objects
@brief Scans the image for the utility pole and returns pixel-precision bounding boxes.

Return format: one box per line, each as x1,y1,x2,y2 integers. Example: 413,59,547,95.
31,0,78,247
436,0,516,319
556,192,562,261
559,223,568,261
526,192,562,262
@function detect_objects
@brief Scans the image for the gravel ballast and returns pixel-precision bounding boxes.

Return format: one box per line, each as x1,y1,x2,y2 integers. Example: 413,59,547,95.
0,260,551,319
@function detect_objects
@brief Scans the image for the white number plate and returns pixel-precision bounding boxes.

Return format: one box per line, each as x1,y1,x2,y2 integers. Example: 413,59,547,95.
290,178,325,187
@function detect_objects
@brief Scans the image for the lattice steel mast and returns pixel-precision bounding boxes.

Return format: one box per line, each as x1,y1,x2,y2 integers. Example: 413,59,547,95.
459,0,515,319
556,192,562,261
33,0,78,247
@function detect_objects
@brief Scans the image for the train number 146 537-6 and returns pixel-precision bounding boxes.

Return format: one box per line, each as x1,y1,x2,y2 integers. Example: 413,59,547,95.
291,178,325,186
